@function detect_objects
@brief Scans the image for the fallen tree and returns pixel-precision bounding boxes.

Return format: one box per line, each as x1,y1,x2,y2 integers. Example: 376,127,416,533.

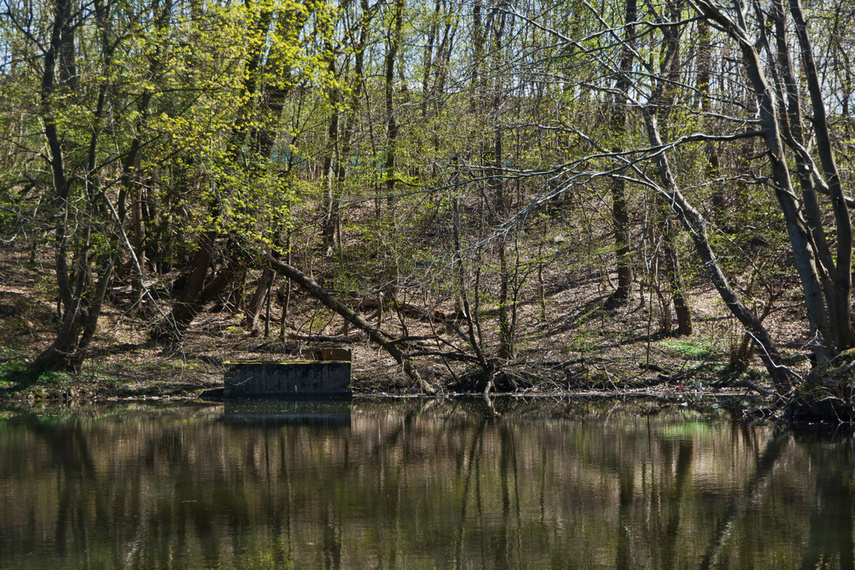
264,254,436,394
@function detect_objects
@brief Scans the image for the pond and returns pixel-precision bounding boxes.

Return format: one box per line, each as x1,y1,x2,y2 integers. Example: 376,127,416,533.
0,397,851,568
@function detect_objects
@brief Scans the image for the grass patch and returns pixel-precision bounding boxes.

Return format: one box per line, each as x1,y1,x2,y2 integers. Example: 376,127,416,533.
0,359,29,383
0,345,22,360
0,358,75,394
659,338,721,360
568,331,602,354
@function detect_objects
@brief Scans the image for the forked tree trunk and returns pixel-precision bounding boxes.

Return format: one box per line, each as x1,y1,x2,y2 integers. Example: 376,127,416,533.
163,232,214,336
696,0,849,364
32,227,115,374
31,0,114,374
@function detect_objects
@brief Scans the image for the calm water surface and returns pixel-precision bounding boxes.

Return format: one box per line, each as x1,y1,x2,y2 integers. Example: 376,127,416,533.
0,397,852,568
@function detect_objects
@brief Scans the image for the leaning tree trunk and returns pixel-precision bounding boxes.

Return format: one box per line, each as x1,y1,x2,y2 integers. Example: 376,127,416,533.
160,232,215,336
265,255,435,394
643,113,793,394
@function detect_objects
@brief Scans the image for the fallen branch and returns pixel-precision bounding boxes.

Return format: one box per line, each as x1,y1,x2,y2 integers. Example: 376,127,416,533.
350,295,447,321
404,349,482,363
286,332,367,343
743,380,776,396
639,362,671,374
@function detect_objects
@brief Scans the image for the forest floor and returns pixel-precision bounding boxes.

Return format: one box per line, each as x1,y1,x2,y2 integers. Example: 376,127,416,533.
0,240,811,412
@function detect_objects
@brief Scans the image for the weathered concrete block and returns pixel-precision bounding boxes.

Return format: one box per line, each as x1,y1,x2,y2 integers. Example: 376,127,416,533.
224,360,351,398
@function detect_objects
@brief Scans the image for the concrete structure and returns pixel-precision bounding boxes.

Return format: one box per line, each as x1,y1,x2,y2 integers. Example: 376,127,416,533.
224,360,352,398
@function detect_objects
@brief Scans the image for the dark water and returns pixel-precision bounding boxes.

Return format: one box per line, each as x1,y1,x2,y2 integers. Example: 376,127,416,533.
0,397,852,569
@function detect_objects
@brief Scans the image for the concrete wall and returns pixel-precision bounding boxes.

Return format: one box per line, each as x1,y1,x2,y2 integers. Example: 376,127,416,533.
224,361,352,398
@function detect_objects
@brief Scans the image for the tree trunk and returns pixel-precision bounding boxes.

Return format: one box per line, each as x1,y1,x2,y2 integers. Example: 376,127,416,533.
321,0,369,251
647,0,692,335
162,232,215,336
787,0,853,352
383,0,404,201
321,85,341,252
605,0,636,308
244,268,275,332
452,197,491,377
662,217,693,336
31,0,111,374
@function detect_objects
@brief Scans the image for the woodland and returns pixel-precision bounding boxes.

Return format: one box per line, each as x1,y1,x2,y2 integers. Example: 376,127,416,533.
2,0,855,416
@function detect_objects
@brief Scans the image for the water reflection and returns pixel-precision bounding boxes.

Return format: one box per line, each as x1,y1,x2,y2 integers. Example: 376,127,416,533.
0,398,852,568
224,398,352,427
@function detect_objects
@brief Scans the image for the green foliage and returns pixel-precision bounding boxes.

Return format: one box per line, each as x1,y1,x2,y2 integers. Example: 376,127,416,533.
0,204,20,236
659,338,722,361
0,358,27,381
0,358,72,390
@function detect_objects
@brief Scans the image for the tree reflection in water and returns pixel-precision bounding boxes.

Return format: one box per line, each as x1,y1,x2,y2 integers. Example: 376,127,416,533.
0,399,851,568
797,429,854,570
